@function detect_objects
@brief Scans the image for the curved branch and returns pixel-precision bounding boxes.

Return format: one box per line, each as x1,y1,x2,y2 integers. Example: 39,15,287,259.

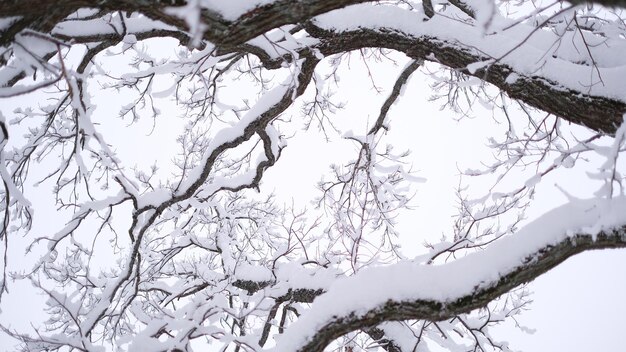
292,230,626,352
308,24,626,135
3,2,626,134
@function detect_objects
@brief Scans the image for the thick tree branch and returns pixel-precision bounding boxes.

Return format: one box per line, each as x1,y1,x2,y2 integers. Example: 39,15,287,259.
0,0,369,49
568,0,626,7
308,24,626,134
288,228,626,352
2,2,626,134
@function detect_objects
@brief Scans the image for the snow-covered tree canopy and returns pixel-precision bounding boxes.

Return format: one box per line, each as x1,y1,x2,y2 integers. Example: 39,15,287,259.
1,0,626,351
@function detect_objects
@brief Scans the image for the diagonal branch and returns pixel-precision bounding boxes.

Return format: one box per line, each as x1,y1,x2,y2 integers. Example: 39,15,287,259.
270,197,626,352
368,59,422,136
289,229,626,352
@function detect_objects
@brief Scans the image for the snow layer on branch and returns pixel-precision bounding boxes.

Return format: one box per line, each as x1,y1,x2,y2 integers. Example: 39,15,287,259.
274,263,337,291
0,33,57,89
0,16,20,32
247,29,320,60
273,196,626,351
201,0,278,21
314,4,626,102
53,16,176,38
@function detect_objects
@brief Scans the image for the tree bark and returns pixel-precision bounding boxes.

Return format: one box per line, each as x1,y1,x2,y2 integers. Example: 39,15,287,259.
293,229,626,352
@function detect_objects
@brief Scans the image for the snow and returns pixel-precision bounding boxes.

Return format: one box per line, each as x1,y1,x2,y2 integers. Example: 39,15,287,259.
164,0,281,46
236,262,273,282
165,0,207,47
52,16,176,41
274,263,337,291
265,123,283,159
505,72,520,84
136,188,171,209
0,17,20,32
42,192,129,251
122,34,137,51
314,3,626,102
0,111,31,208
467,60,495,74
273,196,626,351
524,174,542,188
246,29,320,60
234,262,338,294
200,0,278,21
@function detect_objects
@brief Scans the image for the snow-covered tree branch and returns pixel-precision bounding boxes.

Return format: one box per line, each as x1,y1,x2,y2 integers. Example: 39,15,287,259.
1,0,626,351
278,198,626,351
